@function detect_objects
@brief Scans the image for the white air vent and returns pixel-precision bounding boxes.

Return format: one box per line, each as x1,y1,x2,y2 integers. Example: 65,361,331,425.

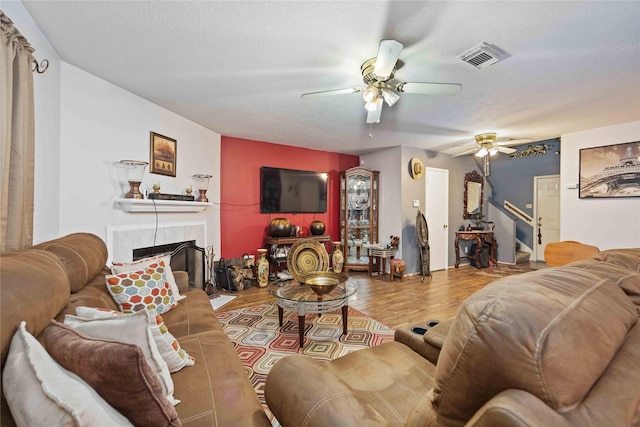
459,43,504,69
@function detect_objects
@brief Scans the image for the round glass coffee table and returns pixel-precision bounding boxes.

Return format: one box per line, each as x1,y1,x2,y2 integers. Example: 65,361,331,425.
268,280,358,348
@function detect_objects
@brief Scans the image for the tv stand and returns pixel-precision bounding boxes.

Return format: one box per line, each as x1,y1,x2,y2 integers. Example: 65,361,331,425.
263,235,332,274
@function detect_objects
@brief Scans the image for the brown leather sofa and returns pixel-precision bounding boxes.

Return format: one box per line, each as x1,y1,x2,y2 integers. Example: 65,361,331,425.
0,233,271,427
265,248,640,427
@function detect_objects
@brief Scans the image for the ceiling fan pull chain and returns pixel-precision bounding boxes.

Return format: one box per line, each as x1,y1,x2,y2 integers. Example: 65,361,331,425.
369,123,373,138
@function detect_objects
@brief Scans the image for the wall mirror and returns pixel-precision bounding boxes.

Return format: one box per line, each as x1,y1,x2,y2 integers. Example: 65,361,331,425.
463,170,484,219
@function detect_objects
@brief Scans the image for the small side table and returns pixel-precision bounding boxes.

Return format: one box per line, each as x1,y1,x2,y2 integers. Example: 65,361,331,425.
390,259,405,282
454,230,497,268
367,247,396,279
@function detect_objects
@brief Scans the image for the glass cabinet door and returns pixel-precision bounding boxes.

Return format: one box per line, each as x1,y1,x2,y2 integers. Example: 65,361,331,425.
339,167,379,272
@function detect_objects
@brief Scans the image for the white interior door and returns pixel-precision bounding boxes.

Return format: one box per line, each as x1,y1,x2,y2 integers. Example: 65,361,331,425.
425,168,449,271
534,175,560,261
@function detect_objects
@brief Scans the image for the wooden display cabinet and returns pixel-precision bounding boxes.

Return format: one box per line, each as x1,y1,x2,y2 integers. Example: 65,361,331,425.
339,167,379,272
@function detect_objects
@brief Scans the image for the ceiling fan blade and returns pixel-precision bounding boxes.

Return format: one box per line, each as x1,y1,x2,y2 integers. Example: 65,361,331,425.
366,99,384,124
495,146,516,154
373,39,404,79
301,87,362,99
396,82,462,95
452,147,480,157
496,137,533,147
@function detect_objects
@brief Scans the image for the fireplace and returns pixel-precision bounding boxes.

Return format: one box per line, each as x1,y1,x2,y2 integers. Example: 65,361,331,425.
107,221,207,289
133,240,205,291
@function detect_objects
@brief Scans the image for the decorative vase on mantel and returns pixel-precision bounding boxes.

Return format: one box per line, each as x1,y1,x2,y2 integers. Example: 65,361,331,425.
192,174,212,202
257,249,269,288
120,160,148,199
332,242,344,274
269,218,291,238
309,220,326,236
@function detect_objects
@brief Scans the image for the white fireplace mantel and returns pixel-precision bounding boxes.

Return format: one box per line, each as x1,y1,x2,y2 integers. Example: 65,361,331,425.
114,197,213,213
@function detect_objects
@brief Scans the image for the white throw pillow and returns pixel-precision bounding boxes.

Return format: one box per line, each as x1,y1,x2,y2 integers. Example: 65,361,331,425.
63,310,179,405
75,306,195,373
2,321,133,426
112,254,186,302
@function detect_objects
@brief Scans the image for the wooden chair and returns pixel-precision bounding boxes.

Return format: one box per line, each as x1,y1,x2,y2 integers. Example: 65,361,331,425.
544,241,600,266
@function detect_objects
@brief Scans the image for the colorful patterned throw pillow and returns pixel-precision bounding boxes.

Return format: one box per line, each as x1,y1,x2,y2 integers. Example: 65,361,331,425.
112,254,186,302
106,259,177,314
76,306,195,373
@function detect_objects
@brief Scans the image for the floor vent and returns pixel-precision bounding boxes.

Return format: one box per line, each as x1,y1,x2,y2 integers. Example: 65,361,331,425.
459,43,505,69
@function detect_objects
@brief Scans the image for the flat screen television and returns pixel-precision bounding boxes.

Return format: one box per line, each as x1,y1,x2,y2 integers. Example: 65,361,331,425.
260,166,328,213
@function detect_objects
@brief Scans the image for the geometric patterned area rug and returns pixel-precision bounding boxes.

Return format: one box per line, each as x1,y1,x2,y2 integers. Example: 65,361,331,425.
216,302,394,423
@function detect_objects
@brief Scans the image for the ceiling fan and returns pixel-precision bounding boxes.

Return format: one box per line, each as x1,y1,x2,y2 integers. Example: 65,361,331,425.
301,39,462,124
452,133,532,176
452,133,524,158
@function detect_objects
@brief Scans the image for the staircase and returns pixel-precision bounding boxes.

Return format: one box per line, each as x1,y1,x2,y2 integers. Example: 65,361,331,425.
515,251,531,264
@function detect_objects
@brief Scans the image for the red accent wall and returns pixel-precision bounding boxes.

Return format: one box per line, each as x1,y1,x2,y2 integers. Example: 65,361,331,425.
220,136,359,258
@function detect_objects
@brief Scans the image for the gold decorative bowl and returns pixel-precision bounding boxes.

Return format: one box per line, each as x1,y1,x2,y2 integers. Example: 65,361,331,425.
298,271,349,295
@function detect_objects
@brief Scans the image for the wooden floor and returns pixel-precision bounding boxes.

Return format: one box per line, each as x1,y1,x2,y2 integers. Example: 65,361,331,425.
218,261,547,329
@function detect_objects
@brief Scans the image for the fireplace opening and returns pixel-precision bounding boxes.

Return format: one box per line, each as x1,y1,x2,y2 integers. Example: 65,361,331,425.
133,240,205,290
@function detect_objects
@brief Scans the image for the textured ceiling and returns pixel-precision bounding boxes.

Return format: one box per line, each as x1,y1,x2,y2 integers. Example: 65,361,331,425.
20,0,640,155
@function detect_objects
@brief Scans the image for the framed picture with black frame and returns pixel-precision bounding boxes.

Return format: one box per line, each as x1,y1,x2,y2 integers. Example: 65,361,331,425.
579,141,640,198
150,131,177,177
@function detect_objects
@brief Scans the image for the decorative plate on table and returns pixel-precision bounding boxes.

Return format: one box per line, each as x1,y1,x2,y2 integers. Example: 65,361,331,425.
287,238,330,281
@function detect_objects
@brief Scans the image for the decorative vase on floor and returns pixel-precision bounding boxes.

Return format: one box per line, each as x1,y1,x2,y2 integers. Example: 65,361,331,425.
257,249,269,287
269,218,291,238
309,220,326,236
332,242,344,273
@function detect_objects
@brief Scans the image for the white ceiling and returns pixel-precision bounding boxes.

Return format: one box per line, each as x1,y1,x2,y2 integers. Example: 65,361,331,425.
20,0,640,156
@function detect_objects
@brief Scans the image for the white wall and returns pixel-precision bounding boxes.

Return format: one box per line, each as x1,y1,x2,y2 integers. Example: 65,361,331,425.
360,147,403,250
59,63,222,256
4,1,222,257
560,121,640,249
3,1,62,243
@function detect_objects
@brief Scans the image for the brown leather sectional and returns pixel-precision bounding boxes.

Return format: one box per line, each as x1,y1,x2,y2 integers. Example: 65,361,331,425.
2,233,639,426
0,233,271,427
265,248,640,426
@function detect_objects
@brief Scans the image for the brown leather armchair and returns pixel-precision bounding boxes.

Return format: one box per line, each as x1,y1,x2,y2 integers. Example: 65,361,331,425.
543,240,599,266
265,249,640,427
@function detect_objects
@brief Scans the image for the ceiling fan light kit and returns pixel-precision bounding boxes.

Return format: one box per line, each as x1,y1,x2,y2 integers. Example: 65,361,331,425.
476,147,489,157
381,86,400,107
365,97,382,112
362,85,378,103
